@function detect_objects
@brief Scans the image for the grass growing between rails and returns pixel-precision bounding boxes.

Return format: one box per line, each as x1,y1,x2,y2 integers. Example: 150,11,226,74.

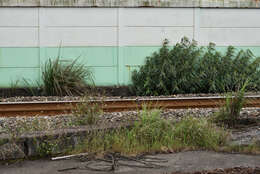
72,96,103,126
71,109,228,156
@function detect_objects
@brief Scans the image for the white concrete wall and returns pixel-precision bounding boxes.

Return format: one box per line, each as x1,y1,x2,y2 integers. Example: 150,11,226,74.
120,8,194,46
199,9,260,46
1,8,260,48
43,8,118,47
0,8,38,47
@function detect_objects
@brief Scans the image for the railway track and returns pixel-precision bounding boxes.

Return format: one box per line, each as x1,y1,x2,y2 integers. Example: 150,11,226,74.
0,96,260,117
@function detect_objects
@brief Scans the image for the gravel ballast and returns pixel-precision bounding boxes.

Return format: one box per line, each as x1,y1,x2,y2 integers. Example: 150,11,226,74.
1,93,260,102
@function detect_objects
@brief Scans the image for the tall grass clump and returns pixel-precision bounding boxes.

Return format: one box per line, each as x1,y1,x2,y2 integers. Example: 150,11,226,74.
126,108,174,152
42,57,93,96
213,82,247,127
173,117,228,149
131,37,260,96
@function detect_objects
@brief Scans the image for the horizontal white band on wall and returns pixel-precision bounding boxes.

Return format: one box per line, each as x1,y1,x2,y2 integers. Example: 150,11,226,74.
200,9,260,28
121,8,193,27
45,8,117,27
121,27,194,46
0,8,38,27
200,28,260,46
0,28,38,47
43,28,117,47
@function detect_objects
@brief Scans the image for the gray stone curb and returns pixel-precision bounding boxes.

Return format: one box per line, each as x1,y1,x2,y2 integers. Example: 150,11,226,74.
0,123,132,160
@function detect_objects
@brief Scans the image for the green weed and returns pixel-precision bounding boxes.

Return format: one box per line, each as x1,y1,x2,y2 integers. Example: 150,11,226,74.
173,116,228,150
213,82,247,127
42,55,93,96
72,98,102,126
36,139,58,157
9,79,20,96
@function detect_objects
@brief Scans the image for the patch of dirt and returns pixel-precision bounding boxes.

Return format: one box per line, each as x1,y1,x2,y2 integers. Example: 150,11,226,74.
0,86,132,98
227,117,260,146
220,118,259,129
235,118,259,126
224,117,260,129
0,86,260,101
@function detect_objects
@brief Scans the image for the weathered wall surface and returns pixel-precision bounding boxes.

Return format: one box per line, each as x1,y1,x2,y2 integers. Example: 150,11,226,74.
0,5,260,86
0,0,260,8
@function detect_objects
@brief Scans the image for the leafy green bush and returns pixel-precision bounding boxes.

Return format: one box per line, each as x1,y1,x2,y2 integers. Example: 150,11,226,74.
131,37,260,95
198,45,260,92
42,57,93,96
131,38,202,95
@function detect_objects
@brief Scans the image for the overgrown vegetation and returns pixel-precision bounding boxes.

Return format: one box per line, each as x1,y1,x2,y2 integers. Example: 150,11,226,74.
212,82,247,127
72,109,228,155
173,116,227,149
42,57,93,96
131,37,260,96
2,106,259,159
72,96,102,126
36,139,59,157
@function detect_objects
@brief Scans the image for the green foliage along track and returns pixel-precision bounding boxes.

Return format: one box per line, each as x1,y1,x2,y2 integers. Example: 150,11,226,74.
131,37,260,96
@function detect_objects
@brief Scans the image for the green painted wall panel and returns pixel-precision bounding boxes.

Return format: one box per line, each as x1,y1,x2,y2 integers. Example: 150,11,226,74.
0,48,39,68
0,46,260,87
0,68,39,87
121,46,161,84
41,47,117,67
90,66,117,86
122,46,160,66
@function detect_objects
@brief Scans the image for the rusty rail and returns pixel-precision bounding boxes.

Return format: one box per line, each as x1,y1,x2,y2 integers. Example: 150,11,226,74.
0,96,260,117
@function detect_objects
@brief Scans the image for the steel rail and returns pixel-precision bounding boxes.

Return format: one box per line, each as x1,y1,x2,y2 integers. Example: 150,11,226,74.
0,96,260,117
